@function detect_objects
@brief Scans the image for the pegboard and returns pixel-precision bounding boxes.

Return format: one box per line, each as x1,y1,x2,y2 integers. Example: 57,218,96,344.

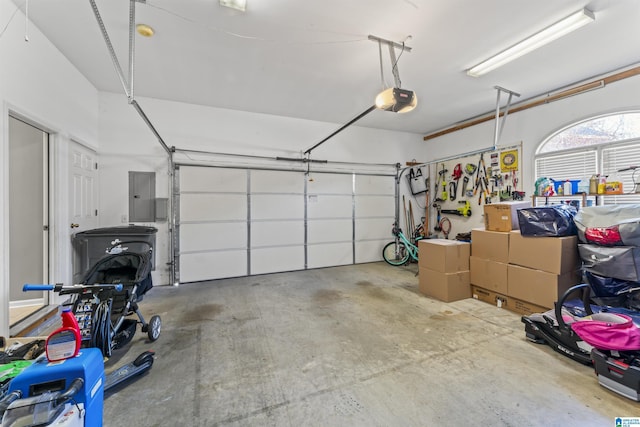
427,143,523,239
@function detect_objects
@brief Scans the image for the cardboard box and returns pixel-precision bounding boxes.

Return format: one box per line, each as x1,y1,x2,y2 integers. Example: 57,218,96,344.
471,228,510,263
469,256,508,294
483,201,531,232
471,285,548,316
507,264,579,309
508,230,578,274
419,269,471,302
418,239,470,273
604,181,623,195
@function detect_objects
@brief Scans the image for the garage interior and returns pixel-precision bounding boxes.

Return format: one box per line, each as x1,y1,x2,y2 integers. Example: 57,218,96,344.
2,0,640,426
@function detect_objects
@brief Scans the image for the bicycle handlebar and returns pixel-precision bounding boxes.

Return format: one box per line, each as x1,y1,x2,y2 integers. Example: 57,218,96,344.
23,283,123,293
23,284,56,292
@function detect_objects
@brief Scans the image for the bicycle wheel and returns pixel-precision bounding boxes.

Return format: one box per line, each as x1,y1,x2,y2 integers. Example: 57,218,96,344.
382,241,410,266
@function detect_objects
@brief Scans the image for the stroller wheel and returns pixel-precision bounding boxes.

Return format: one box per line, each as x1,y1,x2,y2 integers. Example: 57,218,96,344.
148,315,161,341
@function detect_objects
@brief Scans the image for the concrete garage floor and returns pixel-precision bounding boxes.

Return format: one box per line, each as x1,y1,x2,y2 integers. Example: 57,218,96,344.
103,262,636,426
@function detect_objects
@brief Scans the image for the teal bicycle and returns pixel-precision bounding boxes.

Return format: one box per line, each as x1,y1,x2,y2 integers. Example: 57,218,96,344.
382,223,424,266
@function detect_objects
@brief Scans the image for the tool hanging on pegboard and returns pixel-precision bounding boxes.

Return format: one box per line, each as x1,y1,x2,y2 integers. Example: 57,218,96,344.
473,153,490,204
434,163,448,202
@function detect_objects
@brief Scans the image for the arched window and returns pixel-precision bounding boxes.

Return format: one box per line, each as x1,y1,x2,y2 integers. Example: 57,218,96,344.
535,111,640,204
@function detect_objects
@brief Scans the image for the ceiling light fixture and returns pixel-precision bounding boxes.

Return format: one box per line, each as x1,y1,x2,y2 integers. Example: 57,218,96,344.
220,0,246,12
369,35,417,114
136,24,155,37
467,8,595,77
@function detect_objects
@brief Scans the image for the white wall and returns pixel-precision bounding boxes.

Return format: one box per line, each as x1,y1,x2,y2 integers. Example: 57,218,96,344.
0,0,100,337
422,74,640,237
98,92,427,285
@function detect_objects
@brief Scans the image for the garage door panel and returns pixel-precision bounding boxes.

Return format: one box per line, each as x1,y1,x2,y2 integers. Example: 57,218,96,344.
355,195,394,217
251,170,303,193
307,173,352,193
251,194,303,220
181,222,246,252
181,193,247,222
355,240,386,263
355,175,394,194
252,221,304,247
308,243,352,268
181,167,246,192
308,219,351,244
180,251,247,283
251,246,305,275
178,165,395,282
356,218,394,241
307,195,351,218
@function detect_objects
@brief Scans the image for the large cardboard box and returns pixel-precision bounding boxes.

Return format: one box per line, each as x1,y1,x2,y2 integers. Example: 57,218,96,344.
507,264,579,309
418,239,470,273
471,285,548,316
469,256,508,294
419,269,471,302
471,228,510,263
508,230,578,274
483,201,531,232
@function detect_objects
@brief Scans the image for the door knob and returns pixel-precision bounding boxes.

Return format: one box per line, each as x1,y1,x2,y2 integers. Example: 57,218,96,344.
70,223,79,228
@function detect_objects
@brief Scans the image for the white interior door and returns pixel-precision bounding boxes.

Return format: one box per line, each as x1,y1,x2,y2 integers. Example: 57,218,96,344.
70,141,98,282
8,116,48,313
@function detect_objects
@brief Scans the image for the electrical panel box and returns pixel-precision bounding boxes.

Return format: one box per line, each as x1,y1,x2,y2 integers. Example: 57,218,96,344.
129,171,156,222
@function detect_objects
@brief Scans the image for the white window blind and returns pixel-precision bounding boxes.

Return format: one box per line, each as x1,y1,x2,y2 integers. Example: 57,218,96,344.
601,140,640,204
535,150,597,182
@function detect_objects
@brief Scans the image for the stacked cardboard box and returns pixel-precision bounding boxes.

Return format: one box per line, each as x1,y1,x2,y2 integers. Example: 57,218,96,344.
469,200,579,315
418,239,470,302
470,225,580,315
507,231,580,309
483,201,532,232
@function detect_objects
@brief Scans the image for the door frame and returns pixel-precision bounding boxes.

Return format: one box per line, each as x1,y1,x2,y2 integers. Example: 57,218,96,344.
1,105,68,337
7,113,51,322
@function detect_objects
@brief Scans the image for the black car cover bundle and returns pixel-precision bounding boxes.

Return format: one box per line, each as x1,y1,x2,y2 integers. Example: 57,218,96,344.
579,244,640,282
517,204,577,237
574,204,640,246
584,270,640,297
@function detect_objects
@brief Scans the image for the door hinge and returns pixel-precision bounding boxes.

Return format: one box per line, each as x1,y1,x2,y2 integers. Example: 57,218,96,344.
95,209,98,216
43,225,49,231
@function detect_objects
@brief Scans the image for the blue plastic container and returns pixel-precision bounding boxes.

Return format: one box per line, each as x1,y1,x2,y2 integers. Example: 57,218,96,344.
8,348,105,426
552,179,580,194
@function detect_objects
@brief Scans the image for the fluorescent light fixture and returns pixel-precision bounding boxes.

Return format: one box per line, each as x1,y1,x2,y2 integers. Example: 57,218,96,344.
375,88,418,113
220,0,246,12
467,8,595,77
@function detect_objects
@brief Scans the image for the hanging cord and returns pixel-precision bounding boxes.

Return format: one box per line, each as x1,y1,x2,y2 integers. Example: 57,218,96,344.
24,0,29,41
391,42,406,88
305,154,313,181
439,217,451,239
378,40,386,90
91,299,113,357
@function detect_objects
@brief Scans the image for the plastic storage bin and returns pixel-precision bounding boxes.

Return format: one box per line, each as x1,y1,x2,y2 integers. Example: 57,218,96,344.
72,225,157,284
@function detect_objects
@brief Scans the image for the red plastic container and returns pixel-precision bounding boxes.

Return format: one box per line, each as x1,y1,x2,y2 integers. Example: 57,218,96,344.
45,308,82,361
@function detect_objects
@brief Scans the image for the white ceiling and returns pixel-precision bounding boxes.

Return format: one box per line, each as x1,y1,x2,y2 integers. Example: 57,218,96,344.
10,0,640,136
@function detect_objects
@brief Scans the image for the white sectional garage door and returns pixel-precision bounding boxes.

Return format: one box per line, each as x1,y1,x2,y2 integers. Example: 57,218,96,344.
176,165,394,283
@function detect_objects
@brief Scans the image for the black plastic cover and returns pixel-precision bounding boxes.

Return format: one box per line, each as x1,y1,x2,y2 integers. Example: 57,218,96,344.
517,204,577,237
579,244,640,282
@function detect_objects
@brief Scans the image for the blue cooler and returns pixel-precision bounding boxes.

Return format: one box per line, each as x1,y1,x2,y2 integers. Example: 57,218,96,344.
7,348,105,427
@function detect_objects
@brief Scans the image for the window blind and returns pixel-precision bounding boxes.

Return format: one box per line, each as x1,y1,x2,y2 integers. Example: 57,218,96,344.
535,150,597,182
602,139,640,204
